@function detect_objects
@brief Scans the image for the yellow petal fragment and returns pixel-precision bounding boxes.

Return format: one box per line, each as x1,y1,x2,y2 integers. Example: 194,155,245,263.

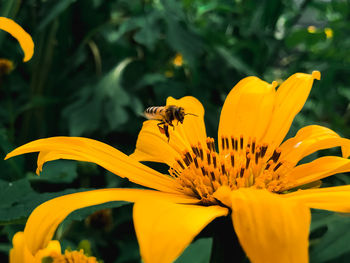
286,156,350,188
261,71,320,149
133,200,228,263
0,17,34,62
284,185,350,213
218,77,276,151
23,188,198,256
281,125,350,166
10,232,61,263
131,120,182,166
214,187,310,263
5,137,180,193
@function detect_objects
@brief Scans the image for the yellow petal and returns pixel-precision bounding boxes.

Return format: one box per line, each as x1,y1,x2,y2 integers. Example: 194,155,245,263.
261,71,320,149
284,185,350,213
280,125,350,166
130,120,182,166
214,187,310,263
23,188,198,256
132,96,207,165
5,137,180,193
218,77,276,151
10,232,34,263
286,156,350,188
0,17,34,62
133,200,228,263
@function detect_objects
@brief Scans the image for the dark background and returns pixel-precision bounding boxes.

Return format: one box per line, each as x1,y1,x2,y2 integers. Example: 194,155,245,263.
0,0,350,262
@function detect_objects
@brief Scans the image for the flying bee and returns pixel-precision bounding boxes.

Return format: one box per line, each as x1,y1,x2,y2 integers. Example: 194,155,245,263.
144,105,197,141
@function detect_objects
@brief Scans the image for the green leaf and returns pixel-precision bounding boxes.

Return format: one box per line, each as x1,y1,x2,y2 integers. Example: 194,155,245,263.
38,0,77,31
175,238,213,263
310,213,350,262
0,179,88,225
28,160,78,184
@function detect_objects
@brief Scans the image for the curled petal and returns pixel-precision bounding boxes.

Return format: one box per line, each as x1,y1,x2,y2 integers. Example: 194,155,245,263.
5,137,180,193
286,156,350,188
0,17,34,62
281,125,350,166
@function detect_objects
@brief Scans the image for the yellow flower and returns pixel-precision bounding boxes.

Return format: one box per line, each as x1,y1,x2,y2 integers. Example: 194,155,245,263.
173,53,183,67
307,25,317,33
6,71,350,263
324,27,333,39
0,17,34,62
10,231,98,263
0,58,14,75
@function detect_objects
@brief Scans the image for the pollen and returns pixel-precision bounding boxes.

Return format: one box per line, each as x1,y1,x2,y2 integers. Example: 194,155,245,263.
47,249,98,263
169,136,295,204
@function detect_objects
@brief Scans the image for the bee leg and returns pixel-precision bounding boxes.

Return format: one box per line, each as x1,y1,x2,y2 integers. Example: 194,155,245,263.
163,125,170,142
168,122,175,131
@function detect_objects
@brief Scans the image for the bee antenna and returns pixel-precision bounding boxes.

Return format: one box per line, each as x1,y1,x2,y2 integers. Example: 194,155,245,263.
185,113,198,117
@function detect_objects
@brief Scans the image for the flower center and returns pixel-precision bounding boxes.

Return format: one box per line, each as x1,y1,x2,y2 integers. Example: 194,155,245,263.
169,136,295,204
46,250,98,263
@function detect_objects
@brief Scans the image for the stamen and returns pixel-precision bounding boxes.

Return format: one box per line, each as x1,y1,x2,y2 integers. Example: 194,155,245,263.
246,154,251,169
273,162,283,171
194,157,199,168
221,137,225,150
230,152,235,167
221,164,226,175
207,150,211,165
240,167,245,177
252,140,256,154
240,135,244,149
212,154,217,168
201,166,207,176
234,138,238,151
210,139,216,152
261,144,268,157
177,159,185,169
225,137,229,149
231,136,235,150
206,138,212,151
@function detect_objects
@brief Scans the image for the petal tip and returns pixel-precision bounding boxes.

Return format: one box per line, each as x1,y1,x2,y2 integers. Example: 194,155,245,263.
312,71,321,80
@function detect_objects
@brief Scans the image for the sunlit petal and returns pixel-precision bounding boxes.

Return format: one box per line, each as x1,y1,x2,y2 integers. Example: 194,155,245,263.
133,200,228,263
0,17,34,62
214,187,310,263
5,137,181,193
218,77,276,151
261,71,320,149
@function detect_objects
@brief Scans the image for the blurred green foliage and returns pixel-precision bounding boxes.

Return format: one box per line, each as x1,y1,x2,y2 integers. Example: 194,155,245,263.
0,0,350,262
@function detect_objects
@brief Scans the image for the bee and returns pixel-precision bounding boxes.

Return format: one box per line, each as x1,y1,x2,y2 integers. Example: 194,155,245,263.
144,105,197,141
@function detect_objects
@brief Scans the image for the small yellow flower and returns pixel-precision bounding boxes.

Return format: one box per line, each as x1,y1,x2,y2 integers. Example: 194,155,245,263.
307,25,317,33
165,70,174,78
10,231,98,263
173,53,183,67
6,71,350,263
0,58,14,75
324,27,333,39
0,17,34,62
47,249,98,263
